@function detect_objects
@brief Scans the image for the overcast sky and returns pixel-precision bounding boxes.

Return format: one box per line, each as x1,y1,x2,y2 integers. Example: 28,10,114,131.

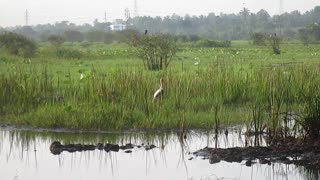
0,0,319,27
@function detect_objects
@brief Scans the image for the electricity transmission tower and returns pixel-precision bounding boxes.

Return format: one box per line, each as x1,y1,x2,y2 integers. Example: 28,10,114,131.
104,11,107,23
125,8,131,26
279,0,284,36
25,9,29,26
133,0,138,17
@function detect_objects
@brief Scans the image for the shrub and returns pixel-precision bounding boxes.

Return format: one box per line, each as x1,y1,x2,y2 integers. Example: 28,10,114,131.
188,34,201,41
64,30,84,42
269,33,281,55
136,33,177,70
250,32,267,46
298,23,320,46
85,31,115,44
56,48,82,59
121,29,142,46
48,35,65,48
0,32,37,57
193,39,231,48
298,28,312,46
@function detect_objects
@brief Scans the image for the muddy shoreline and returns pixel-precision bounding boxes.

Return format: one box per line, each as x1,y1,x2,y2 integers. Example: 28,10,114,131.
50,141,157,155
192,137,320,169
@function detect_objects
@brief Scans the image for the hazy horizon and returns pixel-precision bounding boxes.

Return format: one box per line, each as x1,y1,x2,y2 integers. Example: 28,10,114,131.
0,0,319,27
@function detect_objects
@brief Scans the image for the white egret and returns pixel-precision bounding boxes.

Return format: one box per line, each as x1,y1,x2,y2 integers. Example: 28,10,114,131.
153,78,164,101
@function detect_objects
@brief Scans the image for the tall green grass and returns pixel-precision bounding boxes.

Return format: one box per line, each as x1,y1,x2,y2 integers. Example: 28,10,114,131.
1,42,320,135
1,61,320,134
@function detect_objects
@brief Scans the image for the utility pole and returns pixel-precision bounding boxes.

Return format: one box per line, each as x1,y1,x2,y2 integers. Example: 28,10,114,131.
104,11,107,23
25,9,29,26
279,0,284,36
125,8,131,26
133,0,138,17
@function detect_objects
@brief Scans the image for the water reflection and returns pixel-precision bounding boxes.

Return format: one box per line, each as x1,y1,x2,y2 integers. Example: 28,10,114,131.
0,127,319,180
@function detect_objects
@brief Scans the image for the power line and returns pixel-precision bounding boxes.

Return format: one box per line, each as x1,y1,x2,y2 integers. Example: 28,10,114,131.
25,9,29,26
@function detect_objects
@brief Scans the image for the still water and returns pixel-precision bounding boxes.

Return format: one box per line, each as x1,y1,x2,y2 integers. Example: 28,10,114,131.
0,127,318,180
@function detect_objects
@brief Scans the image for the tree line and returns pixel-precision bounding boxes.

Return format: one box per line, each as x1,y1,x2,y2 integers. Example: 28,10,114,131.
0,6,320,42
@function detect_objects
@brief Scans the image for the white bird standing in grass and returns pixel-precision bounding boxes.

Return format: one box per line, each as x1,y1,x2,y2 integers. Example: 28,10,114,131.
194,59,200,65
80,73,86,80
153,78,164,101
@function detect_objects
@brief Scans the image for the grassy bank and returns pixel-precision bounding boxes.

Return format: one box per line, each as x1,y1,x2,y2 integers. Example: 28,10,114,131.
0,42,320,134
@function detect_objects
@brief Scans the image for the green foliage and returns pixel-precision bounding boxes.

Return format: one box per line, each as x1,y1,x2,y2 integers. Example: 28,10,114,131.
86,31,105,42
85,31,115,44
56,48,83,59
1,61,320,132
48,35,65,48
121,29,141,46
298,76,320,140
1,42,320,134
64,30,84,42
269,33,281,55
298,23,320,45
188,34,201,42
0,32,37,57
193,39,231,48
3,6,320,42
80,41,91,48
250,32,267,46
310,23,320,41
136,33,177,70
298,29,312,46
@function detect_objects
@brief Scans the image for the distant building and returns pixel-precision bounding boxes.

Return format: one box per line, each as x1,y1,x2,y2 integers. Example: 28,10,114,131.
110,24,126,31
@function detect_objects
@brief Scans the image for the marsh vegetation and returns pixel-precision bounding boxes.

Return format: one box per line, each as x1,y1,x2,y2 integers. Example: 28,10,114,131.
0,34,320,142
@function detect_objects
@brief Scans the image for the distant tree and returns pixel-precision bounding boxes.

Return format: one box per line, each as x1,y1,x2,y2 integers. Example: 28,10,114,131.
175,34,188,42
55,21,71,30
121,29,141,46
14,26,38,40
283,28,296,39
310,6,320,23
310,23,320,41
39,31,52,42
256,9,271,22
240,8,250,21
48,35,65,48
93,19,110,30
298,28,312,46
188,34,201,41
2,6,320,41
104,32,115,44
64,30,84,42
297,23,320,45
250,32,267,45
0,32,37,57
86,31,106,42
136,33,177,70
240,8,250,33
256,9,273,31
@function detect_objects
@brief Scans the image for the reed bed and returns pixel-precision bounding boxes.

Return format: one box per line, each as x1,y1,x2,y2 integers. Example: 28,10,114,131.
1,60,319,134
